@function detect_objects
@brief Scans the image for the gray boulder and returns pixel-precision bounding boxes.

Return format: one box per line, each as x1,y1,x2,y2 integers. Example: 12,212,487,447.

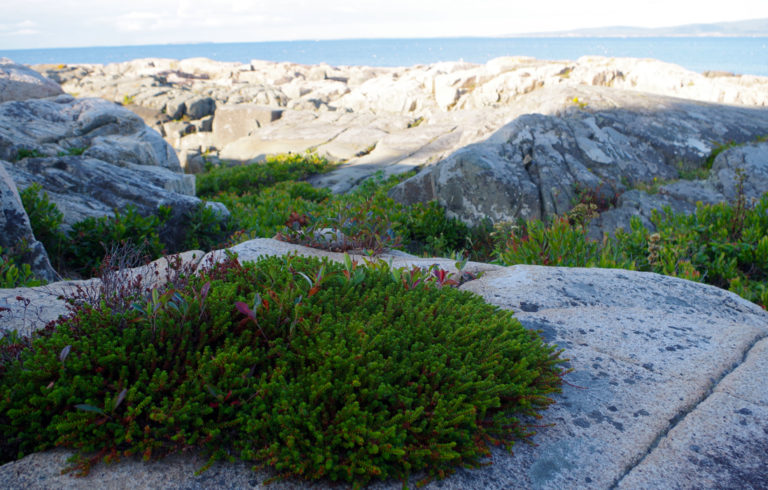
0,164,57,282
212,104,284,148
0,58,63,104
390,86,768,227
0,94,228,256
709,140,768,203
0,95,181,171
186,96,216,120
2,156,207,252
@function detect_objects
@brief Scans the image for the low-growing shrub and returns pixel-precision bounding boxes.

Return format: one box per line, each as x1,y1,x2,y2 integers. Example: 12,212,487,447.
196,152,333,198
217,181,331,241
0,254,564,487
19,184,65,264
494,192,768,308
57,147,87,157
273,172,476,257
64,205,168,278
207,168,476,258
0,246,44,289
13,148,45,161
181,203,235,252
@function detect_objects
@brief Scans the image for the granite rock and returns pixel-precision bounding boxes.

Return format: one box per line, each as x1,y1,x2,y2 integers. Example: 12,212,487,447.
0,58,63,104
0,164,57,282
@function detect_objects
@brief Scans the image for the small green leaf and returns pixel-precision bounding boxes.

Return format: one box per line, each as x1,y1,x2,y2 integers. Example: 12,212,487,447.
75,404,105,415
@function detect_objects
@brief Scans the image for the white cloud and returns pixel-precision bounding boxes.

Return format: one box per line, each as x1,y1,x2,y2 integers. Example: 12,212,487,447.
114,12,162,32
0,0,767,49
9,29,39,36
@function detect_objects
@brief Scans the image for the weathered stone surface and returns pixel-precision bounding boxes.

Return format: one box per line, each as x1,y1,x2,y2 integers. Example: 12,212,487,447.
0,95,180,171
3,241,766,488
390,86,768,227
0,279,92,336
211,104,284,148
588,139,768,237
714,337,768,406
0,58,63,103
616,337,768,488
0,94,231,253
185,96,216,120
710,140,768,203
458,265,768,489
1,156,202,251
617,393,768,489
35,55,768,202
0,164,57,282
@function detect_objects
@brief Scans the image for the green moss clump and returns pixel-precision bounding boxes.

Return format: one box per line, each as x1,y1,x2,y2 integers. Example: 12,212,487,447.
0,254,564,486
196,152,333,198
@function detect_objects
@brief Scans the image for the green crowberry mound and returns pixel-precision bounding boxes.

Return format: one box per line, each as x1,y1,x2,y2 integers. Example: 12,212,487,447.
0,254,564,487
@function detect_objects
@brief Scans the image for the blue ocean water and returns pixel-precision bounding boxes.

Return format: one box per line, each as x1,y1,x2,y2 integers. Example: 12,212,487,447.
1,37,767,77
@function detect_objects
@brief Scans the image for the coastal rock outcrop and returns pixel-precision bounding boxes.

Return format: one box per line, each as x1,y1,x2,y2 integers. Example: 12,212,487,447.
0,58,63,104
0,91,228,254
589,140,768,238
1,238,766,489
33,55,768,192
388,86,768,233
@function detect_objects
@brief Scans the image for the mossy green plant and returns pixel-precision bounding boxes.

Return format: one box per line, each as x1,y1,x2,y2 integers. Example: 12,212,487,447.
0,246,44,289
56,147,87,157
196,152,333,198
13,148,45,161
19,184,65,264
0,254,564,487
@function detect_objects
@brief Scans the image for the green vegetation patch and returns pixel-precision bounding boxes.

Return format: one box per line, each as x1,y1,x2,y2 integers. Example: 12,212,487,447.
196,152,334,197
494,190,768,308
20,183,168,278
0,246,44,289
211,167,483,260
0,254,564,487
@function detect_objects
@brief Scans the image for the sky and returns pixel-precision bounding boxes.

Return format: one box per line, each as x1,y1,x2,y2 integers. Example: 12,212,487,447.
1,0,767,50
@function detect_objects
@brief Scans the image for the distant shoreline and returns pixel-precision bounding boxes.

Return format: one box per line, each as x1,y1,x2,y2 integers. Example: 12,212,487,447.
510,17,768,38
2,37,767,77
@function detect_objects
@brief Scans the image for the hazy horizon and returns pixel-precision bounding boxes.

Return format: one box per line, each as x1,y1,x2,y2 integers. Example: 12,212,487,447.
2,1,768,50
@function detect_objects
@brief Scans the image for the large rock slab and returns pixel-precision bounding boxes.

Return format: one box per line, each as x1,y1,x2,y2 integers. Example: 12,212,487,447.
0,95,180,171
709,140,768,203
212,104,284,148
2,241,767,488
390,86,768,226
617,336,768,488
0,58,63,104
458,265,768,489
